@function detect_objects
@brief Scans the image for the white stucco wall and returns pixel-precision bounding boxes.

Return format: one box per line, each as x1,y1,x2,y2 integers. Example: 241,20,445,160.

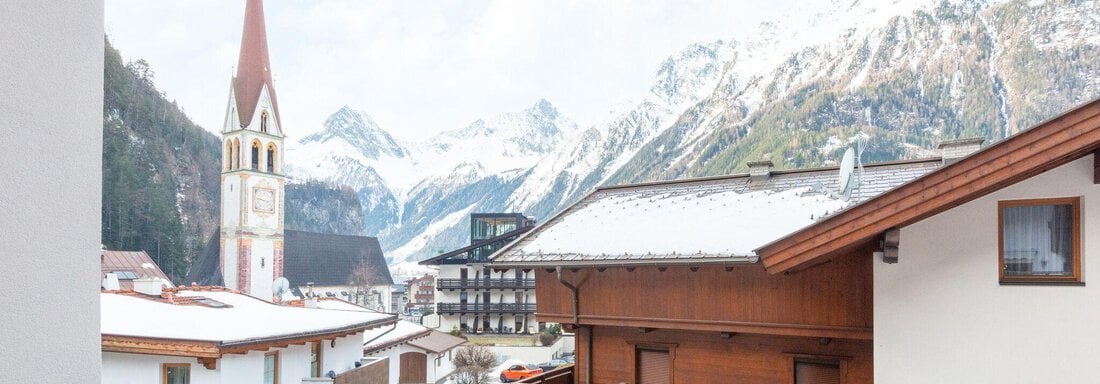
876,155,1100,382
103,353,221,384
367,344,456,384
102,332,364,383
0,1,103,382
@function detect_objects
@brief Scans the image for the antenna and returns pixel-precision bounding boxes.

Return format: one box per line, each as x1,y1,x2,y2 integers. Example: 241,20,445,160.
272,277,290,298
837,147,856,200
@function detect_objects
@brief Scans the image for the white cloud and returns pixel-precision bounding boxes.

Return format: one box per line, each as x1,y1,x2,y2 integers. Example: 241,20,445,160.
105,0,792,141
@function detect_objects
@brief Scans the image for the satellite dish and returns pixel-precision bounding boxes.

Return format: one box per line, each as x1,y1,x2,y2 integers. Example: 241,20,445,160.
838,147,856,198
273,277,290,297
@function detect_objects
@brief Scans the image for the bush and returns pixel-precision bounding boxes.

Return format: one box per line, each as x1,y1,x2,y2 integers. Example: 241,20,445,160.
546,323,562,335
538,331,558,346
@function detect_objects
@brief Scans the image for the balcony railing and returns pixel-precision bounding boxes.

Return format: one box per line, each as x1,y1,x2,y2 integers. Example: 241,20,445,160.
437,278,535,290
437,302,536,314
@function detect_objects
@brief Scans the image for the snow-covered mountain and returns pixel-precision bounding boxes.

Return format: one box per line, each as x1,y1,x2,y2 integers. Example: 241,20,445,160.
288,0,1100,278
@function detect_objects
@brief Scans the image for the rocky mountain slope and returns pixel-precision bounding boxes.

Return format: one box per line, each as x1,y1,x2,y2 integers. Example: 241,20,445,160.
286,0,1100,277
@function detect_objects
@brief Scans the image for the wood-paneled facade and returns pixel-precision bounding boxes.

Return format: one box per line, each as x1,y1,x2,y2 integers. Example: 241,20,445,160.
533,246,874,383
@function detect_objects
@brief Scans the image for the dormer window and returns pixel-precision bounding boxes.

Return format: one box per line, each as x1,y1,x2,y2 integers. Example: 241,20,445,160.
260,111,269,133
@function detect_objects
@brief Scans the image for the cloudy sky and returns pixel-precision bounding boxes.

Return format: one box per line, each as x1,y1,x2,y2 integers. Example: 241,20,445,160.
105,1,792,141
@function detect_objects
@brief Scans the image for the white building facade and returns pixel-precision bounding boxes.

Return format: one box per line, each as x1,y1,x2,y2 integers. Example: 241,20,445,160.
876,155,1100,382
433,264,537,334
101,287,395,384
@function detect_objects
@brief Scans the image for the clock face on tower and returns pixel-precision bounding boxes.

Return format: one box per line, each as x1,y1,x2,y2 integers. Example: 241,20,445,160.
253,187,275,213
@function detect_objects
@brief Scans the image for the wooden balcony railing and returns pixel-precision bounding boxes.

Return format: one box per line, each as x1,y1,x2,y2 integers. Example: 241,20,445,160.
436,302,537,314
517,364,574,384
437,278,535,290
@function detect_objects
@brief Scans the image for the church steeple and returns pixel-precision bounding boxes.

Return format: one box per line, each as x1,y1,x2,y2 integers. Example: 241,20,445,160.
220,0,285,301
233,0,281,130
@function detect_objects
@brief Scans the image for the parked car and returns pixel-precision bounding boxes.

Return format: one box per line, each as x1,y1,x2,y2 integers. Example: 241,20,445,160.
500,364,543,382
536,359,568,372
561,354,574,364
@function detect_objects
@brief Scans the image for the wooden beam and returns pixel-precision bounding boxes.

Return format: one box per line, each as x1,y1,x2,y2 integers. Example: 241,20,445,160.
534,313,873,340
197,357,218,370
760,102,1100,273
101,335,220,359
1094,149,1100,184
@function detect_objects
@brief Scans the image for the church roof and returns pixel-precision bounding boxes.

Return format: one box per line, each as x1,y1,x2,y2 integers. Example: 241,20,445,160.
284,230,394,287
184,228,394,288
233,0,281,129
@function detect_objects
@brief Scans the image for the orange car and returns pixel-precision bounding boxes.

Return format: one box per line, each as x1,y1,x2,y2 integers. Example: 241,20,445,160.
500,363,543,382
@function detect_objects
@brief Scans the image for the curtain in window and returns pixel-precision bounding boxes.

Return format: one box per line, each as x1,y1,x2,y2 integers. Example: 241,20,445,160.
1003,204,1073,276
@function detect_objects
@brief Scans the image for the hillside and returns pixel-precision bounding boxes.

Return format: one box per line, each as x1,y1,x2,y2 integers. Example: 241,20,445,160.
285,0,1100,276
102,39,222,281
102,39,366,281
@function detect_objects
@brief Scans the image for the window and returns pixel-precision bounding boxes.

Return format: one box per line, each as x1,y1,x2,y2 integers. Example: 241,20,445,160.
251,141,261,170
225,140,233,171
310,342,323,378
266,144,276,173
162,363,190,384
635,347,670,384
260,111,269,133
232,138,240,169
794,359,840,384
264,351,279,384
999,197,1081,284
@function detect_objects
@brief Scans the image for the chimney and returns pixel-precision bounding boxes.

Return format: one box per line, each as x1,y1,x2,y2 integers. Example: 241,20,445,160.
937,138,984,165
133,276,165,296
747,160,774,180
305,282,319,308
102,273,121,291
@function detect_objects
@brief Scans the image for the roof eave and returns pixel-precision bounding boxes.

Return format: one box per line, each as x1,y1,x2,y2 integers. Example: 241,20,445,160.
489,256,759,269
758,95,1100,274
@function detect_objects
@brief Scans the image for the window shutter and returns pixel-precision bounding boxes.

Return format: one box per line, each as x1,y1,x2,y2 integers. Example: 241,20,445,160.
794,361,840,384
637,349,670,384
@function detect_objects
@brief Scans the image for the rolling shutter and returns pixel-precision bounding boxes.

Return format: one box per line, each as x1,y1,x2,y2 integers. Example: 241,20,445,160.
794,361,840,384
637,348,670,384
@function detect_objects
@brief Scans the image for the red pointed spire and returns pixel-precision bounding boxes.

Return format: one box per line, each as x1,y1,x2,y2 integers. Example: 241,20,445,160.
234,0,281,130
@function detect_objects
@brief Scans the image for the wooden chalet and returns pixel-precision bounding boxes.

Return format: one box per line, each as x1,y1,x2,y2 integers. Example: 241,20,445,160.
491,156,947,383
498,97,1100,383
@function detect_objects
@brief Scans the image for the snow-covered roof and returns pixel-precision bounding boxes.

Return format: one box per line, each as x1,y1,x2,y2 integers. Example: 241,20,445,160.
491,158,941,266
363,320,432,353
101,288,395,345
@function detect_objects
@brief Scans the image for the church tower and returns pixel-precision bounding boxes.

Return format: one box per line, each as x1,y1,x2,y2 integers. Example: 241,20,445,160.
221,0,284,301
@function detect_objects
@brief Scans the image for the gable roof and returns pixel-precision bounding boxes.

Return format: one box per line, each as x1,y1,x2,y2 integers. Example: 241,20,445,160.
363,320,433,354
101,250,175,289
183,228,394,287
491,158,941,267
757,98,1100,274
101,286,395,355
284,230,394,286
407,330,467,354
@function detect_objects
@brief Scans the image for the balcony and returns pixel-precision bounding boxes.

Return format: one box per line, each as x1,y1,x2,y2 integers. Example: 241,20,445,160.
437,302,536,314
437,278,535,290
